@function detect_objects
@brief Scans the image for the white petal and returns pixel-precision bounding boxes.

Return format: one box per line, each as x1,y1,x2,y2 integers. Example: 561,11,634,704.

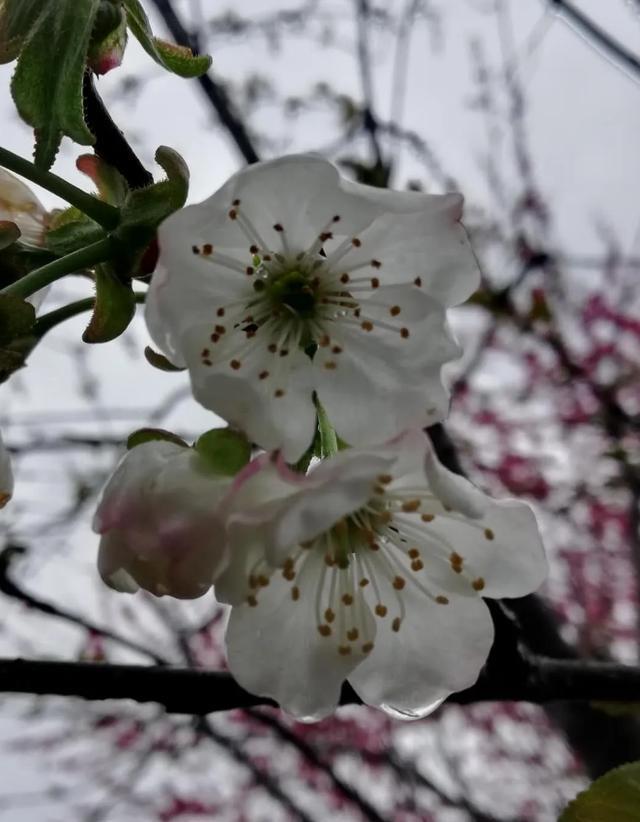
97,532,140,593
0,431,14,508
348,590,494,718
0,168,47,246
315,325,451,447
422,498,548,599
224,551,366,720
335,205,479,307
423,442,488,519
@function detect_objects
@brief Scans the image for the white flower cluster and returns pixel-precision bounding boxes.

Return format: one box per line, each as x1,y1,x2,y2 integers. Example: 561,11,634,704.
2,156,547,720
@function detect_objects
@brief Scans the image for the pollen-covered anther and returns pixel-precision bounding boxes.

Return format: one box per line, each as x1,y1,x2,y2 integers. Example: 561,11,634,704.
268,343,277,353
245,266,254,275
273,223,284,232
347,628,359,641
324,360,337,370
216,307,225,317
411,559,424,572
247,594,258,607
472,577,486,591
389,305,401,317
359,578,370,587
370,277,380,288
361,320,374,332
375,604,387,617
279,349,289,357
230,359,242,370
282,567,296,581
331,345,343,354
484,528,495,541
318,624,332,637
392,617,402,633
249,244,259,254
436,595,449,605
291,586,300,601
393,576,406,590
319,231,333,242
324,608,335,623
351,237,361,247
362,642,374,654
414,276,422,286
338,645,352,656
450,552,464,572
421,513,434,522
342,593,354,606
228,209,237,220
215,324,226,335
259,370,269,380
377,474,393,485
257,574,270,587
191,245,200,254
202,243,213,255
370,259,381,268
274,389,286,398
400,327,410,338
232,199,241,206
401,499,421,513
408,548,420,559
318,334,330,348
340,273,349,284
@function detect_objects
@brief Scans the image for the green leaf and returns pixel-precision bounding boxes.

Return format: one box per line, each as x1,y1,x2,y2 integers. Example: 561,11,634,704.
0,0,45,63
0,293,35,345
123,0,211,78
127,427,188,450
0,220,20,250
11,0,100,169
144,345,185,372
82,265,136,343
46,209,106,256
559,761,640,822
194,428,251,476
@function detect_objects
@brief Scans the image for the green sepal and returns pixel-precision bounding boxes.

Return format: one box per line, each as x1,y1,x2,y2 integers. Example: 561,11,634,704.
0,336,37,383
0,221,20,251
559,760,640,821
82,264,136,343
0,243,56,291
123,0,211,78
194,428,252,476
76,154,129,207
10,0,100,169
144,345,185,372
46,209,106,256
127,427,188,451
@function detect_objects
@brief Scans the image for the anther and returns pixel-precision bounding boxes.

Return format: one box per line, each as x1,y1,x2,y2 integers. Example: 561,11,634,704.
279,349,289,357
347,628,359,641
247,595,258,607
400,327,410,338
324,361,337,370
232,199,241,206
392,617,402,633
338,645,352,656
319,232,333,242
202,243,213,255
257,575,270,587
228,209,237,220
370,277,380,288
282,567,295,581
268,343,278,353
191,245,200,254
342,594,354,606
375,604,387,617
351,238,361,247
216,307,225,317
401,499,421,512
362,642,374,654
411,560,424,572
210,333,220,343
273,223,284,232
333,215,341,222
291,586,300,601
414,276,422,286
393,576,406,590
250,244,259,254
421,514,434,522
371,259,381,268
450,552,464,572
230,360,242,370
390,305,401,316
359,578,370,587
215,325,226,335
436,595,449,605
318,624,332,637
259,370,269,380
324,608,335,623
331,345,343,354
472,577,486,591
274,389,286,397
245,266,254,275
377,474,393,485
340,273,350,284
318,334,330,347
484,528,495,541
408,548,420,559
361,321,374,332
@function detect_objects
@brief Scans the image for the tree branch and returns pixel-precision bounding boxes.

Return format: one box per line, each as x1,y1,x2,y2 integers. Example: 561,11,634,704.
148,0,260,164
1,656,640,712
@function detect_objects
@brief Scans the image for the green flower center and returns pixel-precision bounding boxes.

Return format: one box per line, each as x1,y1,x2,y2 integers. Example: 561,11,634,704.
265,269,317,318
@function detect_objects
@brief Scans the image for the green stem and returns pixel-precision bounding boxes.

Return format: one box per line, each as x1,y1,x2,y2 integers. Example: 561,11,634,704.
0,146,120,230
1,238,114,300
33,291,146,338
315,397,338,458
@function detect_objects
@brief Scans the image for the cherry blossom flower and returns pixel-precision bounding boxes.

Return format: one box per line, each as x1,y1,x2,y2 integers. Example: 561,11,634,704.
94,440,232,599
146,155,480,461
0,431,13,508
215,431,547,720
0,168,49,309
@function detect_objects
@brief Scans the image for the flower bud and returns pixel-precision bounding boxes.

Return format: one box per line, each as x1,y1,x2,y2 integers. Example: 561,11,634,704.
93,440,232,599
88,1,127,75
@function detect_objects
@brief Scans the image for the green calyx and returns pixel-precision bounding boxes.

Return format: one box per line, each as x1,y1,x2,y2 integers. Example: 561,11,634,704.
258,269,317,318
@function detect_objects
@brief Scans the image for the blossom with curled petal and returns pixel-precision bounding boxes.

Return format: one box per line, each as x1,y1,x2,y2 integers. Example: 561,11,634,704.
94,440,232,599
215,431,547,721
0,168,49,309
146,155,480,461
0,431,13,508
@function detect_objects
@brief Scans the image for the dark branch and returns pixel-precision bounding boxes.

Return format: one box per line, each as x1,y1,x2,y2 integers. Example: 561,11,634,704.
549,0,640,77
148,0,260,164
2,656,640,713
83,74,154,189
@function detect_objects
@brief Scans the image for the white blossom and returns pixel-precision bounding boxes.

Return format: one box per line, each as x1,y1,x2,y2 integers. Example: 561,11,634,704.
93,440,232,599
146,155,480,461
0,430,13,508
0,168,49,310
215,431,547,721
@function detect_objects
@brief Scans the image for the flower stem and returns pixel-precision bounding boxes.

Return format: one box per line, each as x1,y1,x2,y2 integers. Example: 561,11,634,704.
33,291,146,338
315,397,338,458
1,238,115,300
0,146,120,230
